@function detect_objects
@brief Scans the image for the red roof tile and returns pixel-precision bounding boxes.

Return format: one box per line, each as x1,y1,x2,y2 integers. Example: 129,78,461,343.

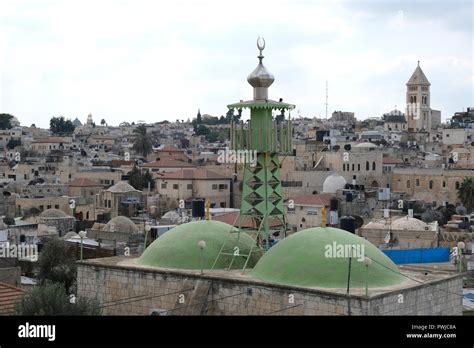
292,193,333,206
0,282,24,315
68,178,102,187
143,158,195,168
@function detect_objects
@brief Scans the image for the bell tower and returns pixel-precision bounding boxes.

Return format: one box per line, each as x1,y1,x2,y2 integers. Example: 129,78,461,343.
406,61,431,132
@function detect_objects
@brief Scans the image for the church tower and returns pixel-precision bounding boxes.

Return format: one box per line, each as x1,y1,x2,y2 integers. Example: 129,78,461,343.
406,61,432,132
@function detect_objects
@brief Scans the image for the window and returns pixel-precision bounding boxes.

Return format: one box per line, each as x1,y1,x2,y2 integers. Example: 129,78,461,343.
455,181,460,189
352,164,355,171
47,205,51,209
372,162,376,171
173,184,179,190
443,181,446,188
366,161,369,171
39,205,44,211
212,184,218,190
357,164,360,171
55,205,59,209
187,184,193,190
220,202,226,208
416,179,420,187
429,180,434,189
161,183,167,189
407,180,411,188
218,184,228,190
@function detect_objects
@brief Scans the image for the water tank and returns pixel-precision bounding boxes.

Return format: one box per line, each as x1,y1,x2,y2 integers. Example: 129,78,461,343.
192,199,205,218
330,197,339,211
340,216,355,234
346,192,353,202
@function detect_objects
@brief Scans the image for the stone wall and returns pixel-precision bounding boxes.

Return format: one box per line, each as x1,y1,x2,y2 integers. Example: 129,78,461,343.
77,258,463,316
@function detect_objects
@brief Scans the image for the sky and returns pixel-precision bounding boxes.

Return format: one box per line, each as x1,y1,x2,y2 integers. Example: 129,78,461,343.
0,0,472,128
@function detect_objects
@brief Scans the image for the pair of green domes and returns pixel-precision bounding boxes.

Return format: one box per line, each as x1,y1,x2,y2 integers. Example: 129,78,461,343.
137,220,405,289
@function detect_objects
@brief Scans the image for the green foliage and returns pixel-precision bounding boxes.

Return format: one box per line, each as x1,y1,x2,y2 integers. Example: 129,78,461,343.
50,116,75,135
6,138,21,150
458,177,474,213
16,282,101,315
0,113,14,130
128,165,154,190
195,124,210,136
3,217,15,226
132,125,153,157
37,238,77,293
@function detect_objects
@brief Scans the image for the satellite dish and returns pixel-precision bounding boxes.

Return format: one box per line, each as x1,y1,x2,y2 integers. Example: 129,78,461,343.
333,145,340,151
351,215,364,229
344,144,352,151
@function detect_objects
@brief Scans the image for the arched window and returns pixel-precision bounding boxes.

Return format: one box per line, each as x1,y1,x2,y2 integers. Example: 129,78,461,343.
358,164,361,171
372,162,376,171
352,164,355,171
429,180,434,189
455,181,460,189
366,161,369,171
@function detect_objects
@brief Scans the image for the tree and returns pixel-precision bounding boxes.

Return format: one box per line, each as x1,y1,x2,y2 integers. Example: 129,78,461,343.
0,113,14,130
129,166,154,190
30,123,36,128
128,165,143,190
132,125,153,157
195,124,210,136
196,109,202,124
16,282,101,315
37,238,77,293
205,131,219,143
101,119,106,126
3,217,15,226
458,177,474,213
50,116,75,135
6,139,21,150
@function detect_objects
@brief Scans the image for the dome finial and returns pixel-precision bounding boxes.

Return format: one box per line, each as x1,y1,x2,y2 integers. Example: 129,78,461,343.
247,37,274,100
417,60,420,66
257,36,265,57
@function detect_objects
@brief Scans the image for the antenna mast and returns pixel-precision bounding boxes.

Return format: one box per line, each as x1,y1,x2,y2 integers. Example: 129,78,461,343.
325,80,328,119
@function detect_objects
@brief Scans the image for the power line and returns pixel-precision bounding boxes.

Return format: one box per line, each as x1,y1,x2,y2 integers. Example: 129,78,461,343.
162,291,246,315
99,288,194,309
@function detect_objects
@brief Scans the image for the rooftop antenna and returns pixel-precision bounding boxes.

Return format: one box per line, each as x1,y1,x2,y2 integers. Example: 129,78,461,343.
325,80,328,119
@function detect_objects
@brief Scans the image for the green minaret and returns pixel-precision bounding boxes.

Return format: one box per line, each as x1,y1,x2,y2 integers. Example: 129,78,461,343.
228,38,295,250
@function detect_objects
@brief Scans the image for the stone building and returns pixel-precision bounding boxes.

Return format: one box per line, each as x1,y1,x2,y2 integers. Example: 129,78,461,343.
391,168,472,207
37,208,75,237
88,215,141,246
155,168,231,209
95,182,144,218
286,193,332,232
68,178,103,198
77,222,463,316
405,62,441,132
359,216,438,249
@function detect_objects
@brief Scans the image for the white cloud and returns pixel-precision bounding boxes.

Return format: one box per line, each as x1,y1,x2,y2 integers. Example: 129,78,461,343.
0,0,471,126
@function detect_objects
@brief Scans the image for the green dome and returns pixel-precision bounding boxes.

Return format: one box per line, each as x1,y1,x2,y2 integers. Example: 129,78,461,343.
251,227,405,288
137,220,262,270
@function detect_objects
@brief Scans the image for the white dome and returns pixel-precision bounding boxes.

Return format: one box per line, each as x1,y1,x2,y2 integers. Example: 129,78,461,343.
103,216,139,234
363,219,389,229
322,174,347,193
391,216,427,231
354,142,377,148
106,181,139,193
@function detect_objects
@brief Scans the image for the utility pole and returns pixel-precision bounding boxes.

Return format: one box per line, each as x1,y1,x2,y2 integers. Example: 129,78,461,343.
325,80,328,119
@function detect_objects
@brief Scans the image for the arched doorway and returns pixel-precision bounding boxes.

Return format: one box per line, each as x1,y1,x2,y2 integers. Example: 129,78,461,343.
371,180,379,188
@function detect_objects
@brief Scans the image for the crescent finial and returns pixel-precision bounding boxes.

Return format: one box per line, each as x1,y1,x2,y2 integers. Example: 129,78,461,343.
257,36,265,54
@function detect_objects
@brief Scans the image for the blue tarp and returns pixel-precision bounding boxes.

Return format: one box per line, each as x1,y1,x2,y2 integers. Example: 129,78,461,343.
383,247,450,264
